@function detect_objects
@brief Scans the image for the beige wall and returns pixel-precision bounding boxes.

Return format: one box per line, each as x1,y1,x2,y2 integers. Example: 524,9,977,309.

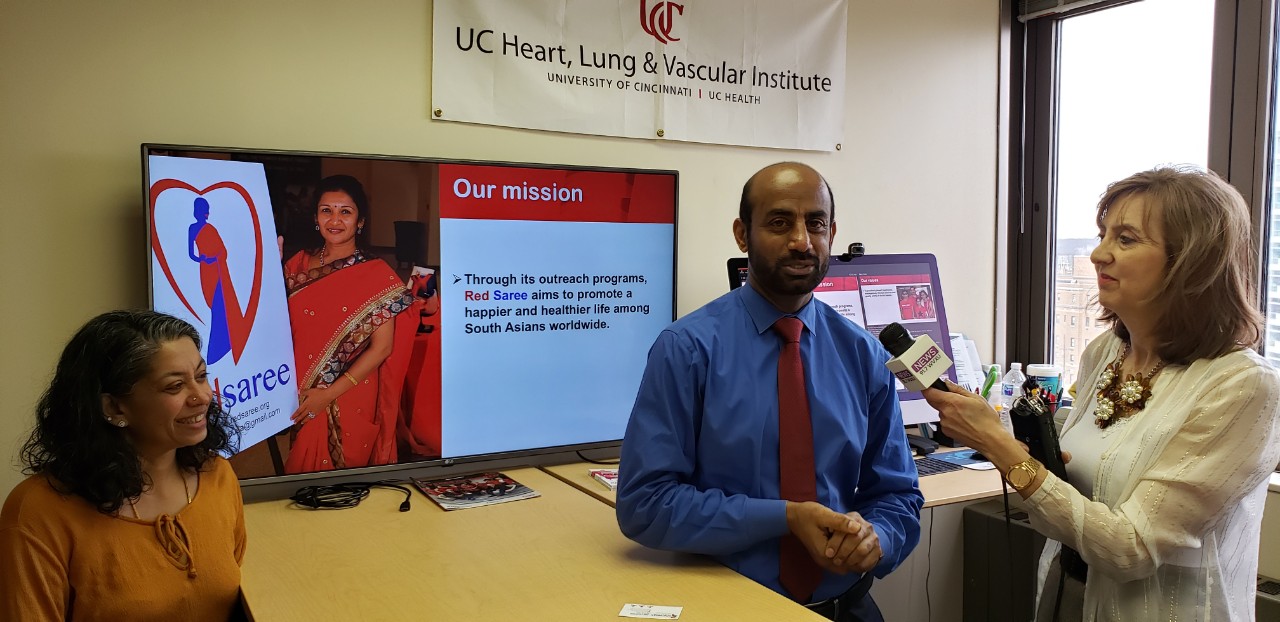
0,0,1000,497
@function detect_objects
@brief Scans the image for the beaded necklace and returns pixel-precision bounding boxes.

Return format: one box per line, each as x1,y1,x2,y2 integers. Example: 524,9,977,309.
1093,344,1166,429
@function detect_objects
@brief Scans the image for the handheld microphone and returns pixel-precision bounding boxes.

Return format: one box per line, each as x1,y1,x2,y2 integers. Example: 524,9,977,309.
877,322,953,392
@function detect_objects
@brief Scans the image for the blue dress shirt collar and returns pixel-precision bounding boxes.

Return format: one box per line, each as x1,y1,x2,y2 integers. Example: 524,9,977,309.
740,284,818,337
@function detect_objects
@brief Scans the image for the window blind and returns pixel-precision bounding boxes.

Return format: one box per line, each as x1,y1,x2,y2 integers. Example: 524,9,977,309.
1019,0,1114,21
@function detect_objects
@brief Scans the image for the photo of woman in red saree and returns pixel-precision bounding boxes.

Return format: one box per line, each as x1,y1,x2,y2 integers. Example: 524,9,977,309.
282,175,419,474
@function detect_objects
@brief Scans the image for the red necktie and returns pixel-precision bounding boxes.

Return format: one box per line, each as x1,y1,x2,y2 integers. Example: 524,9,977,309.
773,316,822,602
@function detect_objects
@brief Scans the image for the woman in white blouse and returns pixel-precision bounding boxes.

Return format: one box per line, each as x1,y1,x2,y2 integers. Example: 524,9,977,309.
924,166,1280,621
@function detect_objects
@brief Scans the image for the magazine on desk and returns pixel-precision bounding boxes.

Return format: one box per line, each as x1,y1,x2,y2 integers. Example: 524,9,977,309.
410,471,540,510
588,468,619,490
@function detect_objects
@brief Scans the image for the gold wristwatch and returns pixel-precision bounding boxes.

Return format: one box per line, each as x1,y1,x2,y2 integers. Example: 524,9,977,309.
1003,457,1042,492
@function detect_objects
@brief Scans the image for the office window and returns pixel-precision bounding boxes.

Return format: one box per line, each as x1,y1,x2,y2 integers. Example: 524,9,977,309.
1008,0,1270,387
1056,0,1212,366
1265,35,1280,367
1070,338,1077,348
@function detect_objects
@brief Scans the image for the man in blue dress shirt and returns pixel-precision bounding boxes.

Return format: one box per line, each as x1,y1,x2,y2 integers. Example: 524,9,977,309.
616,162,923,621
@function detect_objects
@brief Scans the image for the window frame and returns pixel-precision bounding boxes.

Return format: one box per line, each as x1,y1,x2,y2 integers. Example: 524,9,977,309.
1004,0,1276,367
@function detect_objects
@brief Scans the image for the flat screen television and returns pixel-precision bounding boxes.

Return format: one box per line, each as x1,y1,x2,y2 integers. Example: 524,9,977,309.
728,253,954,425
144,144,677,485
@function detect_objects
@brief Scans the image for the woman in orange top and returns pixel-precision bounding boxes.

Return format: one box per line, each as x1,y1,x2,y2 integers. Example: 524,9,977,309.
0,310,245,622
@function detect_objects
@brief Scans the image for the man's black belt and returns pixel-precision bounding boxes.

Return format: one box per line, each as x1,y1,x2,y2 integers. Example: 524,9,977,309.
804,572,875,619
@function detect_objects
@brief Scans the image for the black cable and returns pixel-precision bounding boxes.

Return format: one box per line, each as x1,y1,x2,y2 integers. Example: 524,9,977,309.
1053,567,1066,622
999,478,1060,619
1002,479,1013,572
576,449,620,465
290,480,412,512
925,506,934,621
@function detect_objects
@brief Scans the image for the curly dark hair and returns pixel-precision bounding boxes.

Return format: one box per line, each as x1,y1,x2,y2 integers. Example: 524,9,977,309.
20,310,239,514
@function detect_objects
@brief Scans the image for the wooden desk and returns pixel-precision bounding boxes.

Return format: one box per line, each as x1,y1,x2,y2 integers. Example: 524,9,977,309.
540,453,1004,622
542,462,618,507
542,452,1004,510
241,468,824,621
917,456,1004,508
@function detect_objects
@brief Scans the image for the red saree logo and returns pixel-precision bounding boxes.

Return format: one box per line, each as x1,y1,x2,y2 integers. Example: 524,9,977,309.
641,0,683,44
149,179,265,365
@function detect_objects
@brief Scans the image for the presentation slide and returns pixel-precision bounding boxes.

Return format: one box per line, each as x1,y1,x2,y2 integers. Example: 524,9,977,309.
146,147,678,479
437,164,675,458
857,274,936,326
147,156,298,451
813,276,866,327
816,260,953,401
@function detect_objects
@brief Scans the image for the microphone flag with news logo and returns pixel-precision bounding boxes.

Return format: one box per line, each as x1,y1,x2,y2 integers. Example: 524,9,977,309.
878,322,953,392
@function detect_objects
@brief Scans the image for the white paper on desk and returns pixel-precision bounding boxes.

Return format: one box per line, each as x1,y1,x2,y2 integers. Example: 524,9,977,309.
965,339,982,383
619,604,682,619
949,333,985,390
963,462,997,471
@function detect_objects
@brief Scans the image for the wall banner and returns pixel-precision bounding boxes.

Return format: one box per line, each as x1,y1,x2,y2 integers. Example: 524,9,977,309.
431,0,847,151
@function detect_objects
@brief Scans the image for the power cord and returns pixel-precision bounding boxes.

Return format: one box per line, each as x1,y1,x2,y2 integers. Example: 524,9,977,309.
925,506,934,621
576,449,620,465
1001,465,1067,621
1001,480,1014,584
290,480,413,512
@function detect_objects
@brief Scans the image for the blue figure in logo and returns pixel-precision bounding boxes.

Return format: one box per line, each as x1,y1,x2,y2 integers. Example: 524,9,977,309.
189,197,248,364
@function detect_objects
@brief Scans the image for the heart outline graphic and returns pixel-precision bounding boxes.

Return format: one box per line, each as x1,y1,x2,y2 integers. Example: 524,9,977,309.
149,179,264,358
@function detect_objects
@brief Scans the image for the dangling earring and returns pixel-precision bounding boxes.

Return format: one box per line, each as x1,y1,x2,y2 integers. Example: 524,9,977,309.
357,226,363,234
315,223,320,230
107,418,127,428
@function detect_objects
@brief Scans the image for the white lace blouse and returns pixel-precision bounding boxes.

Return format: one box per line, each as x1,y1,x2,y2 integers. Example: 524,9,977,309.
1023,331,1280,621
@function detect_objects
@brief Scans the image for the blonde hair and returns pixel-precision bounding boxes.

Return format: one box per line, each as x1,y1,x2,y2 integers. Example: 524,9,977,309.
1095,166,1262,364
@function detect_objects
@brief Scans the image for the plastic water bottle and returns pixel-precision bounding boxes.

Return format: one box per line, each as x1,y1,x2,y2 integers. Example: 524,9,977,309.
983,365,1011,434
999,363,1026,435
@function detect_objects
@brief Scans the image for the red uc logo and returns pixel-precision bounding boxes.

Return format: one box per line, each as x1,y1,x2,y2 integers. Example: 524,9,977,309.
641,0,684,45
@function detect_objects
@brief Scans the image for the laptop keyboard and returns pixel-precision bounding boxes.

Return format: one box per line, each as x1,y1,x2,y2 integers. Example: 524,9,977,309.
914,456,963,477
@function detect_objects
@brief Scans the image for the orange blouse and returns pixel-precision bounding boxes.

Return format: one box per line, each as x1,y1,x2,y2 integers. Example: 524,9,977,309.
0,458,246,621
